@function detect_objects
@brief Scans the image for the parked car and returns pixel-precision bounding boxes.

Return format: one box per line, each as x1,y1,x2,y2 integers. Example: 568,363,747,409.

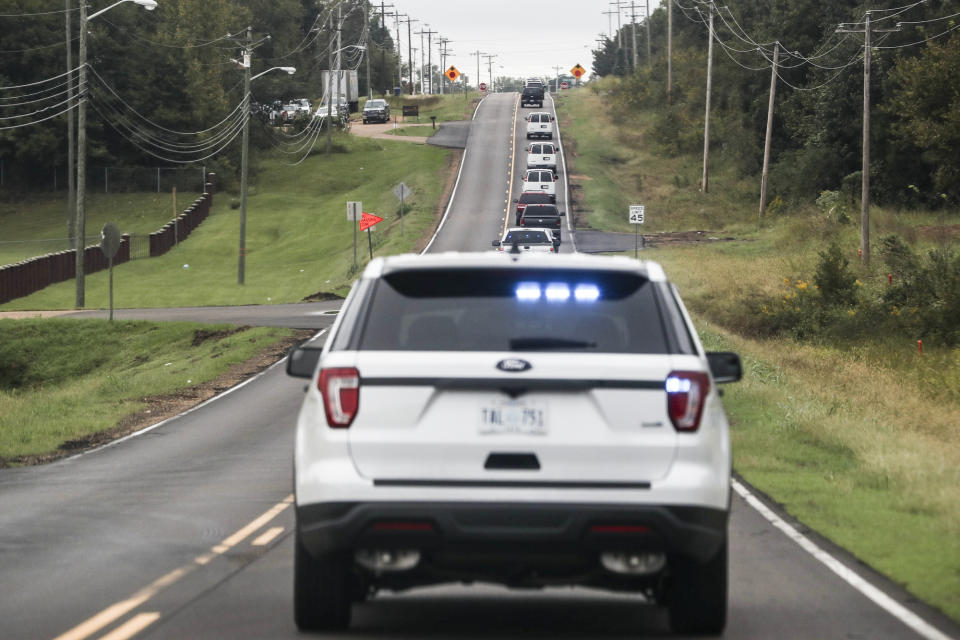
518,203,564,233
362,99,391,124
492,227,559,253
287,252,742,635
522,168,556,202
521,85,544,108
513,192,553,223
296,98,313,116
525,112,553,139
526,142,557,174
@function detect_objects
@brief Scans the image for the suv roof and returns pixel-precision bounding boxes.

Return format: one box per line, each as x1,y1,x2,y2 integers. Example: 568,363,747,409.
518,192,552,203
364,252,666,280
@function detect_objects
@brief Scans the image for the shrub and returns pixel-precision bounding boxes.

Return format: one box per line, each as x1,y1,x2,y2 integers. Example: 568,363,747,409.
814,243,858,307
881,237,960,345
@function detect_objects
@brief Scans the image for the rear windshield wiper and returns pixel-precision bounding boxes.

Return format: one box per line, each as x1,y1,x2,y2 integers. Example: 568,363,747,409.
509,337,597,351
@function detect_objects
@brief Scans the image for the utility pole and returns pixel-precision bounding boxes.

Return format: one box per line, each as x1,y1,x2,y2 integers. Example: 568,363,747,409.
421,28,436,94
327,10,333,154
403,16,417,94
552,65,562,92
336,3,342,119
837,14,899,266
602,9,616,41
238,26,252,284
759,42,779,217
393,12,404,91
75,0,87,306
379,3,393,94
364,0,371,98
440,38,451,94
483,54,497,92
628,1,638,70
474,50,484,91
667,0,672,102
645,0,651,64
701,3,713,193
65,0,75,250
611,1,623,49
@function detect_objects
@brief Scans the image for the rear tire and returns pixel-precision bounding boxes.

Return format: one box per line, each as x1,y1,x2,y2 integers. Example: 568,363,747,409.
294,531,352,631
667,541,727,636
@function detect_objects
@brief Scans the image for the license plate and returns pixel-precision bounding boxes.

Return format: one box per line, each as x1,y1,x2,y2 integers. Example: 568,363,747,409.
540,125,547,129
480,400,547,435
543,157,550,161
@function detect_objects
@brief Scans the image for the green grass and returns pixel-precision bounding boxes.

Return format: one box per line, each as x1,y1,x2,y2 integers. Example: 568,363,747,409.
382,125,436,137
0,319,292,461
557,86,960,622
1,133,452,310
0,191,200,265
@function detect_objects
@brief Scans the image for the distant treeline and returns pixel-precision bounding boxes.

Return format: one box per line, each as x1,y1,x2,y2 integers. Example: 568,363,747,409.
591,0,960,208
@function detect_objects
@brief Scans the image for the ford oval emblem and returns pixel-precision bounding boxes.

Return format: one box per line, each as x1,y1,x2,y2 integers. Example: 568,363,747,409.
496,358,532,373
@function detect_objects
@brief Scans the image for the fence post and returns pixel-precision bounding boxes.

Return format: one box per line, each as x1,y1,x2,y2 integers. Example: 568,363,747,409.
157,167,161,193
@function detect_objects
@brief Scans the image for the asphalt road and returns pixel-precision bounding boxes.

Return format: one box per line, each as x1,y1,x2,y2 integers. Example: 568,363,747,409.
0,92,956,640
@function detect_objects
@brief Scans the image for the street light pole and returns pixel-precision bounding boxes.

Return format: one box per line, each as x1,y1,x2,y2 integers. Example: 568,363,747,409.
74,0,157,308
65,0,76,250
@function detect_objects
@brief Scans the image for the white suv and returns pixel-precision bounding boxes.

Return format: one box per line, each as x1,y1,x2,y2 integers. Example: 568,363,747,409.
287,252,741,635
525,111,553,139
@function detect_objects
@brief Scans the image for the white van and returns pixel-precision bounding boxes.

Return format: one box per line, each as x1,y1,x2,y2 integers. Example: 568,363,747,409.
522,169,557,202
525,112,553,139
526,142,557,174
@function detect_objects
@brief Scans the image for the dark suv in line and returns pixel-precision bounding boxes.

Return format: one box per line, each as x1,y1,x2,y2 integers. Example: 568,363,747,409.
521,85,544,108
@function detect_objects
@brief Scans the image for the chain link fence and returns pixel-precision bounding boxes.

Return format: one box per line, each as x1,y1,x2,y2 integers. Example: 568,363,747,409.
0,163,208,194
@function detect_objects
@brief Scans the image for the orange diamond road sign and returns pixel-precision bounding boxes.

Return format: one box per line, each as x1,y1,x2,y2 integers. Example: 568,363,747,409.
445,66,460,81
359,212,384,232
570,63,586,79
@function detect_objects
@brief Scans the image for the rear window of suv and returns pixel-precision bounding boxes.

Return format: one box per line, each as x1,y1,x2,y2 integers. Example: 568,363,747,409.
353,268,681,354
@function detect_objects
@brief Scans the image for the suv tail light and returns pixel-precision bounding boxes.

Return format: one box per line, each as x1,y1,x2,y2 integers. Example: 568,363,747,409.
319,368,359,428
666,371,709,432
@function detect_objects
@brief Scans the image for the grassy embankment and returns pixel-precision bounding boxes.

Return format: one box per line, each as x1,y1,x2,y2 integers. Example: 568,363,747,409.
0,192,200,266
1,132,452,310
555,87,959,621
0,319,292,464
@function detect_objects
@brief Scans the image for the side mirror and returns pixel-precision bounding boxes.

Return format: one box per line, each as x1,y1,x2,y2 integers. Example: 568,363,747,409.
552,238,560,248
512,199,519,203
707,352,742,384
286,345,323,379
559,211,566,216
492,240,501,247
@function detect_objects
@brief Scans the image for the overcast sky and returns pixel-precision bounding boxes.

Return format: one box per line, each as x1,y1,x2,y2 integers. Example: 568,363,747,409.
381,1,657,83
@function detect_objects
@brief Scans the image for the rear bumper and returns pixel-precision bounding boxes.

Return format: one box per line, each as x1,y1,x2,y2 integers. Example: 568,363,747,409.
297,501,727,563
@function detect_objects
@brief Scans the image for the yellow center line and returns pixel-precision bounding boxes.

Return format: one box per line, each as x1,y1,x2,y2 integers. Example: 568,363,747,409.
97,613,161,640
503,94,521,237
252,526,285,547
51,495,294,640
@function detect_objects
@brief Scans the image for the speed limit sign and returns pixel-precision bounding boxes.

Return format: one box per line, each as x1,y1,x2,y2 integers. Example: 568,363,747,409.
629,204,645,224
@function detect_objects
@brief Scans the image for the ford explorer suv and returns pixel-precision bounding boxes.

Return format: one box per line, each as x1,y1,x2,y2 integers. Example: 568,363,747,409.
523,168,556,202
527,142,558,174
526,112,553,139
287,252,742,635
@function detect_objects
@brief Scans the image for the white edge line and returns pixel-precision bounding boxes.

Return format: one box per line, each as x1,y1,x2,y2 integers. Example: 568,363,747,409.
61,328,329,464
547,93,577,253
420,96,485,255
732,479,954,640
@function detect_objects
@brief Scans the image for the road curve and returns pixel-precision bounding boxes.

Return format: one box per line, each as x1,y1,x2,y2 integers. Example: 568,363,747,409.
0,92,956,640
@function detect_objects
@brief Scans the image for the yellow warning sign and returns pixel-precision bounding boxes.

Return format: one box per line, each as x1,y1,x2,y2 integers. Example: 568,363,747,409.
570,63,586,79
445,66,460,81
